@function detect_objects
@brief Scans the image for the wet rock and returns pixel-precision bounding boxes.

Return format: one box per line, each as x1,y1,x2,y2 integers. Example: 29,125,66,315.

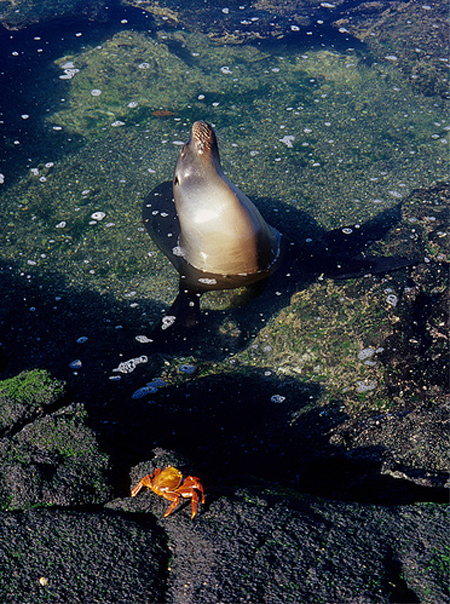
0,400,111,510
0,508,167,603
124,0,345,43
330,402,450,490
0,0,110,30
0,369,65,436
164,495,448,604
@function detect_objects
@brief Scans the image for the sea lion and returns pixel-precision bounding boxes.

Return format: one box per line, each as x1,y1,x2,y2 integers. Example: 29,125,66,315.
142,121,414,338
173,120,280,278
143,120,281,331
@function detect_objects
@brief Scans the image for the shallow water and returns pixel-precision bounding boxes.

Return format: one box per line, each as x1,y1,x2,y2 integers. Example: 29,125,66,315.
0,1,448,403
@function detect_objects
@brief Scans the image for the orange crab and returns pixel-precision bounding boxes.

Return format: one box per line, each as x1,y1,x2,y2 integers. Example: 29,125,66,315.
131,465,205,519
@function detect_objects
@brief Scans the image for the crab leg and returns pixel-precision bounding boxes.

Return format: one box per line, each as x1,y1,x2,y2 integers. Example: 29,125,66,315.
162,492,182,517
131,480,145,497
189,491,199,519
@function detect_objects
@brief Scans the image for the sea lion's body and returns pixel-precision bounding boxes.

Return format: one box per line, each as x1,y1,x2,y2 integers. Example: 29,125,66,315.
173,121,280,279
143,122,281,328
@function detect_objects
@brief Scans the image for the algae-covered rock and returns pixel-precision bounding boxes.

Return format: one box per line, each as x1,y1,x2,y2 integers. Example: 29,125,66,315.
0,509,167,603
124,0,344,43
0,369,65,436
0,402,111,510
245,276,394,410
333,0,449,99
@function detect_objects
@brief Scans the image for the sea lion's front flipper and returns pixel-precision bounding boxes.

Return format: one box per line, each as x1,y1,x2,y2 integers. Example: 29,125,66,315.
150,282,202,343
166,283,202,330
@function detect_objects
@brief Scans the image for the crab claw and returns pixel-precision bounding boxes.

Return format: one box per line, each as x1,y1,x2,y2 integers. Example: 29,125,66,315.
131,480,145,497
131,473,154,497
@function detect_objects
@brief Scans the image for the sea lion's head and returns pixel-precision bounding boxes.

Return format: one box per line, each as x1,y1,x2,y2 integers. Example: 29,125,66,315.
173,121,221,189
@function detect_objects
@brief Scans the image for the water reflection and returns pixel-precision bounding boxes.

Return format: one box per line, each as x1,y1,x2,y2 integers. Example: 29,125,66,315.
0,0,448,421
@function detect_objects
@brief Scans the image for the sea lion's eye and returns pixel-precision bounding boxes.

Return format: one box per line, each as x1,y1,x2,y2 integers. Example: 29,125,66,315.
173,176,179,186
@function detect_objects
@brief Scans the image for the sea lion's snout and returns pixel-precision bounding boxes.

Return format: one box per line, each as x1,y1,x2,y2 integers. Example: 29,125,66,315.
174,121,220,188
190,120,216,154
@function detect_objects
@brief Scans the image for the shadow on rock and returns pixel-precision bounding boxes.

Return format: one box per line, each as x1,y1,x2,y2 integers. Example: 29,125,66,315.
104,371,449,506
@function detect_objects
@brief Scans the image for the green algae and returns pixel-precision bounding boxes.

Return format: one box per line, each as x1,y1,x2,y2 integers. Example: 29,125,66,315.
0,370,65,435
50,29,278,134
230,276,395,413
0,369,64,408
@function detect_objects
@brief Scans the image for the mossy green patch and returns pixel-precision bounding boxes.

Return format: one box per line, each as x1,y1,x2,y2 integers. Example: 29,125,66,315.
234,277,394,414
0,370,65,435
0,369,64,407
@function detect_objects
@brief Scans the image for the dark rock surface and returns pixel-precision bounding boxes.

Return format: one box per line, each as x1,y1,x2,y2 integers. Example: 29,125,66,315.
147,492,449,604
0,508,167,603
110,448,450,603
1,481,448,604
